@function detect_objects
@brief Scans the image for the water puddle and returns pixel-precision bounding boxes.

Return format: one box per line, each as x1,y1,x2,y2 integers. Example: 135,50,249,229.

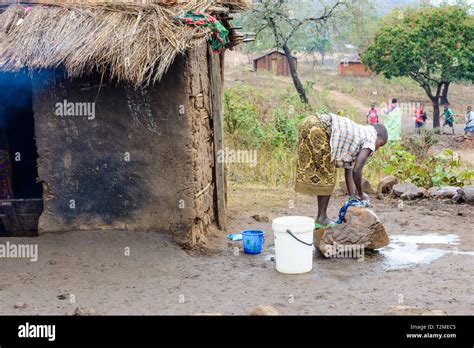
389,234,460,245
380,233,473,269
263,234,473,269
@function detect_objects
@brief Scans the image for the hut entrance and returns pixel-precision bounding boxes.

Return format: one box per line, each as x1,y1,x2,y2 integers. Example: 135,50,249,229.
271,56,278,75
0,71,43,237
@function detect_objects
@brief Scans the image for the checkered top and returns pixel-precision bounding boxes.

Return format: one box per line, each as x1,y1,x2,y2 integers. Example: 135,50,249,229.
321,114,377,169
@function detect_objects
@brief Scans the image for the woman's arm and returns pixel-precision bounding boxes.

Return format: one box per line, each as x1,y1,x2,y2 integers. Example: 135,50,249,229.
353,148,373,199
345,168,357,199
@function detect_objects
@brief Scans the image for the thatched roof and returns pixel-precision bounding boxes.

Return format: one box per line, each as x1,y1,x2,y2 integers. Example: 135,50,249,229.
0,0,250,87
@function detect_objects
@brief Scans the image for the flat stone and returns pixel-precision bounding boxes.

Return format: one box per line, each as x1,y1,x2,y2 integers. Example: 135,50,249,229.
429,186,460,199
315,206,389,257
393,183,425,200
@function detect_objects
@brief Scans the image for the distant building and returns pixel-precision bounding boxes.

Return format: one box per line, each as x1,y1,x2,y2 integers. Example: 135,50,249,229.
253,49,297,77
338,55,372,77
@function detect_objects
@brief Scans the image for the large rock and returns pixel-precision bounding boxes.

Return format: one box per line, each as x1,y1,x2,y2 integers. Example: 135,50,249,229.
339,178,375,195
377,175,398,194
251,305,280,316
428,186,459,199
315,206,389,257
393,183,425,200
452,186,474,205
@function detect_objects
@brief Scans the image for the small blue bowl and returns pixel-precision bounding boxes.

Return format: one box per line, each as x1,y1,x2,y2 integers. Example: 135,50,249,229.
241,230,265,254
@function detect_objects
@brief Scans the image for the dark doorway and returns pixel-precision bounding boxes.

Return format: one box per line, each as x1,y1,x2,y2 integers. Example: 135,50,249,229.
0,71,43,236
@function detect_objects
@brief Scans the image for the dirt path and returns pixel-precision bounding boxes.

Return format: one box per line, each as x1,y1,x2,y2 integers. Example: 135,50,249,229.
1,186,472,315
312,84,368,114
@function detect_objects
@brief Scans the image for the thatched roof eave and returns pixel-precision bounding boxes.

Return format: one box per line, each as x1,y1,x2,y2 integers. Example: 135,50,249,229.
0,0,250,87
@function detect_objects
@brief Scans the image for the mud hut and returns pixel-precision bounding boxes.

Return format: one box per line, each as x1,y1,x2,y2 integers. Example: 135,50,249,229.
337,55,371,77
253,49,297,77
0,0,249,247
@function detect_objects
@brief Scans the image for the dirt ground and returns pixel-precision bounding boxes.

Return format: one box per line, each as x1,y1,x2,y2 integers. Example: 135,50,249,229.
0,186,472,315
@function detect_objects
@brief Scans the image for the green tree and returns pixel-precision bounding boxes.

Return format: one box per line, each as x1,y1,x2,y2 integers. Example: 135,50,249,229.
304,36,332,67
362,5,474,128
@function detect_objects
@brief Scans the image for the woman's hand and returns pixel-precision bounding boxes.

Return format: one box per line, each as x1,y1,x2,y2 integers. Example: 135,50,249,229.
349,194,359,201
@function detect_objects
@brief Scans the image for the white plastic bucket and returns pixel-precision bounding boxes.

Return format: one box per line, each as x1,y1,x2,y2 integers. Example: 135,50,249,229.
272,216,315,274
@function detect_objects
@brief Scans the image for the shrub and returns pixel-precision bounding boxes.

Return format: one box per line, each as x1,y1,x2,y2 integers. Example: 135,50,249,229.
402,128,440,161
224,88,265,148
367,144,474,188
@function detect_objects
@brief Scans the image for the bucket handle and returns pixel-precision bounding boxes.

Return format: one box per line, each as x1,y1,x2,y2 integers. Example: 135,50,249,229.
286,229,313,247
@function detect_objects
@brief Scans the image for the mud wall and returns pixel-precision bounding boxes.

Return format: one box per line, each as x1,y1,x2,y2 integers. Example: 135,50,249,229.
31,44,217,241
337,62,372,77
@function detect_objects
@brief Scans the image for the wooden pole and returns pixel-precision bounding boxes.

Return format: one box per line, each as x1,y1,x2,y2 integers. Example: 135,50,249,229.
208,46,226,231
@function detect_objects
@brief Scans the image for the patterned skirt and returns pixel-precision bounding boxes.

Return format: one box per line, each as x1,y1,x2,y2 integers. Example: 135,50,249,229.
295,115,336,196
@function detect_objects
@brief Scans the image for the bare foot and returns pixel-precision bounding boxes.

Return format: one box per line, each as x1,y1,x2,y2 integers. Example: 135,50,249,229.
316,217,333,226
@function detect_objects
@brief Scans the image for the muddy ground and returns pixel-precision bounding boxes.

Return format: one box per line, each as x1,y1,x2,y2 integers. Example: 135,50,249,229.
0,186,472,315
